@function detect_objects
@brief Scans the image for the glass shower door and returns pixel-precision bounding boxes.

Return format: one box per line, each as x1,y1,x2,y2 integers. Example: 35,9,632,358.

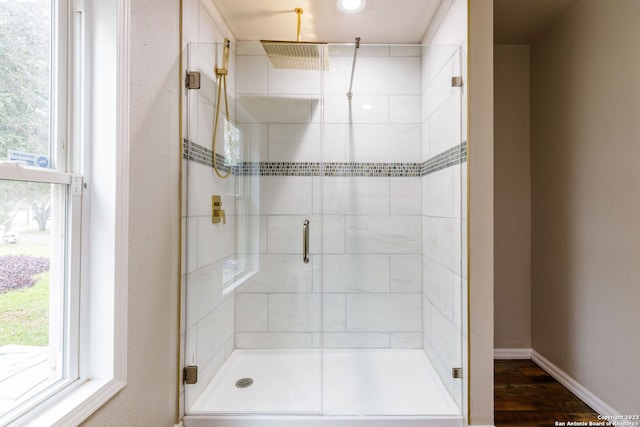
183,41,324,415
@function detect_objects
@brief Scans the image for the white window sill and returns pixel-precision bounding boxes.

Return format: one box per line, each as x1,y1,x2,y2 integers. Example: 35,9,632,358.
12,378,125,427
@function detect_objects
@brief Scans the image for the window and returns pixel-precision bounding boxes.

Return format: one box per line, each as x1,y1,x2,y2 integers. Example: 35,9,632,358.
0,0,127,424
221,118,259,295
0,0,80,421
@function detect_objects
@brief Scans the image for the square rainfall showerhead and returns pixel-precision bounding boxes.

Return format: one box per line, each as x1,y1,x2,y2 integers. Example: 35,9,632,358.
260,41,330,71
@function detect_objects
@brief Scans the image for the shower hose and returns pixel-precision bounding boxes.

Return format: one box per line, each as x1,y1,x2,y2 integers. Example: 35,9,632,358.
212,66,232,179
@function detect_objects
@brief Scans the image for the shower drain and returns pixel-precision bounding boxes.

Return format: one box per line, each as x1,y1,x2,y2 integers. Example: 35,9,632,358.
235,377,254,388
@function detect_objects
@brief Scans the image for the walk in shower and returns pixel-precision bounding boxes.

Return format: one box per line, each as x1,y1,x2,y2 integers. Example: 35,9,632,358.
182,40,468,426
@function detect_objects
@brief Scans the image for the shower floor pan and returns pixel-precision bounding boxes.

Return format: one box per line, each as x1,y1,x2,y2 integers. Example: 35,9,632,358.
184,349,463,427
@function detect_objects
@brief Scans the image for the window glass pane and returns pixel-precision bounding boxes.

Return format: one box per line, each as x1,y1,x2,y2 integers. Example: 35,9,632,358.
0,179,65,418
0,0,52,168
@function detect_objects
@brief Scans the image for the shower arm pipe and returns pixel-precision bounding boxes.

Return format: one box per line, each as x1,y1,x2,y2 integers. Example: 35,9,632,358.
295,8,303,43
347,37,361,99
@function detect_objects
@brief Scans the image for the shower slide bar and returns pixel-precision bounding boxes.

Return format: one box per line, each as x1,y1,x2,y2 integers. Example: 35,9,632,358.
347,37,361,99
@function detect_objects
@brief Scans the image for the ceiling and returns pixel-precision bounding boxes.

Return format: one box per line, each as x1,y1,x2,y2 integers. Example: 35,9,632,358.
210,0,580,46
494,0,578,44
209,0,444,44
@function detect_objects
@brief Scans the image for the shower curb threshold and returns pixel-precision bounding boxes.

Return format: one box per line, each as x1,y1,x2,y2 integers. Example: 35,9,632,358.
183,414,464,427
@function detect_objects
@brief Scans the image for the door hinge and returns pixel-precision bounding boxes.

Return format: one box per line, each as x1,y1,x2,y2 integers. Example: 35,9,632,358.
184,365,198,384
452,367,463,379
186,71,201,90
451,76,463,87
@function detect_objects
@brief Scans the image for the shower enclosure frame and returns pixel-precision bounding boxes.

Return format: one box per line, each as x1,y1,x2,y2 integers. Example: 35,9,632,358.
181,39,468,425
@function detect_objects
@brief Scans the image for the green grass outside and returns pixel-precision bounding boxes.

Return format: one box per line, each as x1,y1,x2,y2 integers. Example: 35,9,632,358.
0,273,49,347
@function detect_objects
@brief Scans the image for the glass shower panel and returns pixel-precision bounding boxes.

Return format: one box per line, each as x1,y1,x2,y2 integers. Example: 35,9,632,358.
422,44,467,415
183,41,323,414
320,43,467,417
183,42,242,412
456,44,469,417
183,40,467,419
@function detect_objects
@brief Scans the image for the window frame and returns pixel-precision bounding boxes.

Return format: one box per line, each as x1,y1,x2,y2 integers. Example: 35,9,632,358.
0,170,82,425
0,0,129,424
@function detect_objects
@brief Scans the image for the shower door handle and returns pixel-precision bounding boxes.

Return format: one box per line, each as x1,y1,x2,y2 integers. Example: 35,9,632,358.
303,219,310,264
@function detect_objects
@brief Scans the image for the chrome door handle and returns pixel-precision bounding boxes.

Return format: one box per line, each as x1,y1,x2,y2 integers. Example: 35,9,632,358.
303,219,309,264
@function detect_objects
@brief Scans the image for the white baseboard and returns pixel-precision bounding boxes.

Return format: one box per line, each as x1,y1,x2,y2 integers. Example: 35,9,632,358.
531,350,619,416
174,423,184,427
494,348,532,359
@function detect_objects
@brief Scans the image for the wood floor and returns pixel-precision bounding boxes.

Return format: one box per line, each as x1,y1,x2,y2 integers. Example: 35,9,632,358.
495,359,602,427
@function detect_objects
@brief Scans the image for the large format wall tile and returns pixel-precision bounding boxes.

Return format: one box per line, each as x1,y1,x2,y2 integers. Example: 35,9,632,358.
346,215,422,254
268,124,321,162
390,95,422,124
268,293,321,332
322,177,390,215
391,178,422,215
429,217,462,275
429,93,462,157
322,254,390,293
236,95,317,124
423,257,455,322
325,95,389,124
391,332,422,349
236,56,268,94
390,254,422,293
352,57,421,95
236,332,313,349
195,297,234,368
260,176,313,215
235,293,268,332
423,168,454,218
186,261,225,329
239,254,313,293
318,333,390,349
346,294,422,332
196,215,235,268
349,124,421,163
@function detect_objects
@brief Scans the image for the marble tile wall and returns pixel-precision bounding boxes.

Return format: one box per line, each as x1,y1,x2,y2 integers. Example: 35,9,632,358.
421,44,467,407
234,43,424,350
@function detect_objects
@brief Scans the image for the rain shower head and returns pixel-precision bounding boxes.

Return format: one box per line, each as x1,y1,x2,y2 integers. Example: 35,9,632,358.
260,41,329,70
260,8,329,71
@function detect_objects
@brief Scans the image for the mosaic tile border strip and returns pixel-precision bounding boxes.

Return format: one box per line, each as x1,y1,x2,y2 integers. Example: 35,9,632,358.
233,162,423,177
183,140,467,177
183,140,232,173
422,143,467,176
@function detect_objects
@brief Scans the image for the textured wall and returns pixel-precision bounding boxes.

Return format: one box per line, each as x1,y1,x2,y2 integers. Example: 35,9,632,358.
494,45,531,350
531,0,640,414
467,0,495,424
82,0,181,425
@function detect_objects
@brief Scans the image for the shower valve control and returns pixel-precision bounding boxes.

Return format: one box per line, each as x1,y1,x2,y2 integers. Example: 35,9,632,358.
212,195,226,224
